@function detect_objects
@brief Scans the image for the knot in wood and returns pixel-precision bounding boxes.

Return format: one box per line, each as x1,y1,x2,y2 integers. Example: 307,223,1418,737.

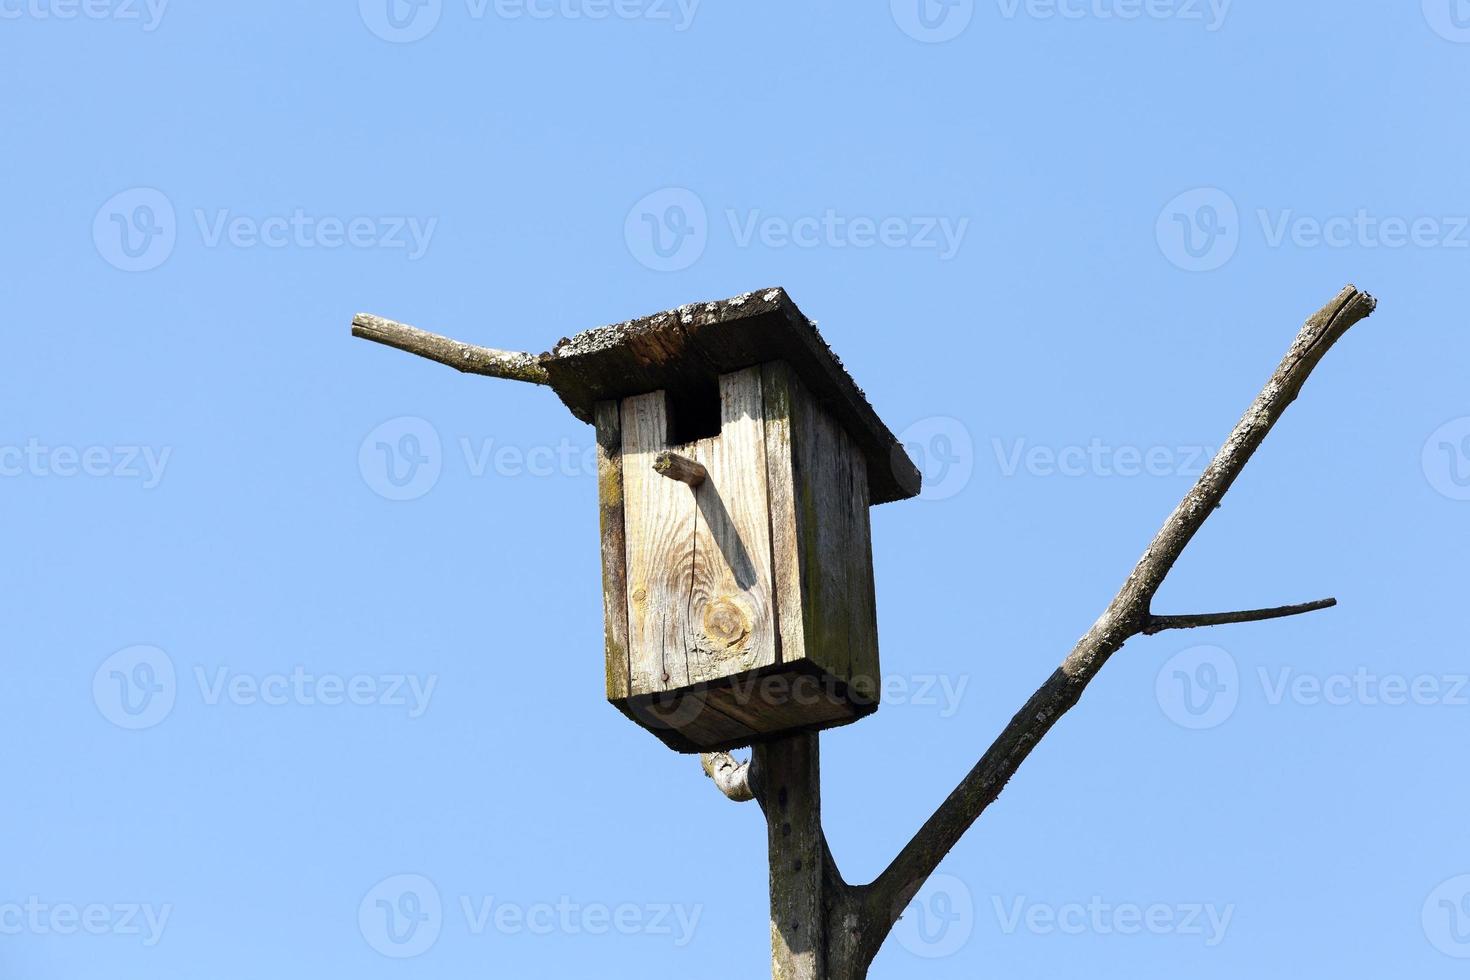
703,597,751,651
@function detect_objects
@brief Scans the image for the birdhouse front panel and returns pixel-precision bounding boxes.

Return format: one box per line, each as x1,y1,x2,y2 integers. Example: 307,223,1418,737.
620,367,779,694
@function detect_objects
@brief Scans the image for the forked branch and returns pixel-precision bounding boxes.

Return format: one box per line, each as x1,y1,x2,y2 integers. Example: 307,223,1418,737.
847,284,1378,965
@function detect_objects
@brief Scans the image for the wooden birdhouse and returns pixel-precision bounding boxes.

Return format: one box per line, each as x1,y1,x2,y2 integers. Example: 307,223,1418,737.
353,288,921,753
535,289,921,752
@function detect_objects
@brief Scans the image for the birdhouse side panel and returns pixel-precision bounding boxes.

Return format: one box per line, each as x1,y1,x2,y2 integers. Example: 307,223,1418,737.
761,362,881,704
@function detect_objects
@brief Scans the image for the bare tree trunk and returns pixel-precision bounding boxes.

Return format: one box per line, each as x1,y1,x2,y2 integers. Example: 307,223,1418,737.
754,734,827,979
750,734,878,979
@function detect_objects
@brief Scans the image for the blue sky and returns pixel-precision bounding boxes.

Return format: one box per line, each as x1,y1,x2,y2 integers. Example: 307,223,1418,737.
2,2,1468,977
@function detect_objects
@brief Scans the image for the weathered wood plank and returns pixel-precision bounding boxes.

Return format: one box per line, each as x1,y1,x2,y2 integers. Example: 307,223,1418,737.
623,688,753,752
594,400,630,702
802,395,853,684
684,368,777,685
621,391,695,694
843,451,880,704
762,362,807,670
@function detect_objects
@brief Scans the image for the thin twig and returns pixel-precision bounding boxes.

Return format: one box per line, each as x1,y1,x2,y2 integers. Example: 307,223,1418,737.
351,313,550,385
1143,597,1337,634
858,285,1377,962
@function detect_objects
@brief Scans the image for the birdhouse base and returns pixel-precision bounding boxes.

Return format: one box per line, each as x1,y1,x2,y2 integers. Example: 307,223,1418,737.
611,661,878,754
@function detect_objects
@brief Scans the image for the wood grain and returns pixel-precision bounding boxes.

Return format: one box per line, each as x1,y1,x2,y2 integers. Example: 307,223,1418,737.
685,367,777,684
620,390,694,694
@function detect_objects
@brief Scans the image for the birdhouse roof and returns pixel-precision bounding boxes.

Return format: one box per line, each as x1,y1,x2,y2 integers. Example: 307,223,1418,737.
540,287,921,504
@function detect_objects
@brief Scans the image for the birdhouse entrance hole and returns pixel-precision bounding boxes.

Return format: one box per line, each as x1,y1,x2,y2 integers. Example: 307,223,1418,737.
666,379,723,445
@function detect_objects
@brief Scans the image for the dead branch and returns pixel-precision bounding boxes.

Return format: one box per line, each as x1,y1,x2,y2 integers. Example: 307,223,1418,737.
1143,597,1337,634
352,313,549,385
855,284,1377,959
